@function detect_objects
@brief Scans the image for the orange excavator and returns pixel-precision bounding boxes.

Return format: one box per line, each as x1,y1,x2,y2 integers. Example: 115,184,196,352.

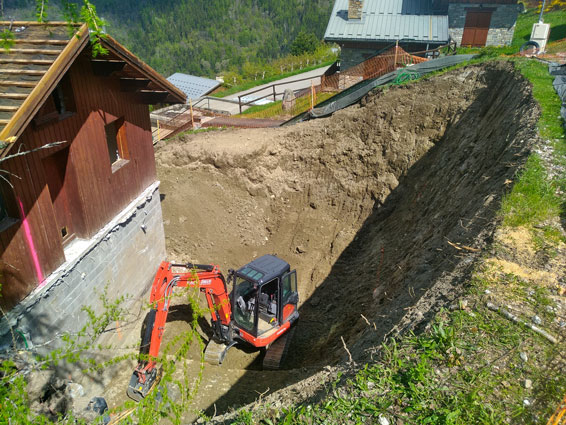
127,254,299,401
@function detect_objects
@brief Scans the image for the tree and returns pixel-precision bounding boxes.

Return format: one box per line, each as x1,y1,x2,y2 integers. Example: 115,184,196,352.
290,31,319,56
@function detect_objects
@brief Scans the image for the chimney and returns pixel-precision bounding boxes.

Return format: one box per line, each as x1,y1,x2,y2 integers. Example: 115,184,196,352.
348,0,363,20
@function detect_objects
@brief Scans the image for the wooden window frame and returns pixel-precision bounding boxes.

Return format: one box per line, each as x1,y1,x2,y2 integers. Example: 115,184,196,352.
0,179,19,233
104,117,130,172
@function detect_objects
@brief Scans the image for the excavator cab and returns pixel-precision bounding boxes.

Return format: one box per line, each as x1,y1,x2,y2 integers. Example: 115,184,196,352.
232,255,299,340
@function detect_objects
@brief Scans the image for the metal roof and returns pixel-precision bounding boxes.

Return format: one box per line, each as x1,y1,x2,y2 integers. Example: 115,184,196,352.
324,0,449,43
166,73,221,101
237,255,290,286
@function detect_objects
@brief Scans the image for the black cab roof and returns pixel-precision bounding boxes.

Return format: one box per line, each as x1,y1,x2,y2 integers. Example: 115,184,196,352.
236,254,290,286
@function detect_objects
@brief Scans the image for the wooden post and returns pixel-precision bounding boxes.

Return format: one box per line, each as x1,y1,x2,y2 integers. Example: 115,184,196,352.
189,99,194,128
273,85,276,101
311,80,315,110
157,120,160,141
394,39,399,68
239,95,242,114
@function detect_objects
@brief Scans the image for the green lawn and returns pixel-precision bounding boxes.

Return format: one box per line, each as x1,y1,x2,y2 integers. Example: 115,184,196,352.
512,9,566,48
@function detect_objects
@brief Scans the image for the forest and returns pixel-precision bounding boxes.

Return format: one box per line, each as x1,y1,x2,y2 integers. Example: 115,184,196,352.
3,0,335,77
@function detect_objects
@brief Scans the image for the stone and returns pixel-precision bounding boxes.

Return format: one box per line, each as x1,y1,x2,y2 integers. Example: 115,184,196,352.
378,414,390,425
66,382,85,399
532,315,542,325
520,352,528,362
524,379,532,389
282,89,296,111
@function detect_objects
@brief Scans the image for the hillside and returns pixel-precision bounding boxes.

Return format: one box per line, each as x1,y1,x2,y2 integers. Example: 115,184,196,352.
3,0,334,76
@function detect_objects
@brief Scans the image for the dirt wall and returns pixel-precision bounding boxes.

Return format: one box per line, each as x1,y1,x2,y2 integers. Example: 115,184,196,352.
150,61,540,418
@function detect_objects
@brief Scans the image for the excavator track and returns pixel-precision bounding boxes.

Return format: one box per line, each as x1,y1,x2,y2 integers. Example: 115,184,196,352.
263,326,296,370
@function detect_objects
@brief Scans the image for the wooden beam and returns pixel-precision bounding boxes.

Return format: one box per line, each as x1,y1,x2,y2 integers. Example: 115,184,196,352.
0,58,53,65
119,78,151,92
0,81,38,87
0,69,46,75
14,39,69,45
0,21,72,26
0,120,10,125
0,106,19,112
0,93,29,99
1,48,63,55
91,59,127,76
136,91,170,104
100,35,186,104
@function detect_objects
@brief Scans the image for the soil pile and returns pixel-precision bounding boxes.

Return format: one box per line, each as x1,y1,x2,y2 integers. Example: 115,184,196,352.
150,61,540,417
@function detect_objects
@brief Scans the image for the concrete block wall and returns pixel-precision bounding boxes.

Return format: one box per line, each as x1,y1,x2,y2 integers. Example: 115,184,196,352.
448,4,522,46
0,182,166,351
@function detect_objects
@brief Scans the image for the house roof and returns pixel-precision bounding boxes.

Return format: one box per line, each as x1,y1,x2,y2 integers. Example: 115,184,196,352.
0,21,186,156
167,73,221,101
324,0,449,44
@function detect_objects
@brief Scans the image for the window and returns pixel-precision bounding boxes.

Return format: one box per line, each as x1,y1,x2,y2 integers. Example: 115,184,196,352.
105,118,129,170
34,74,76,126
282,271,297,302
0,179,18,232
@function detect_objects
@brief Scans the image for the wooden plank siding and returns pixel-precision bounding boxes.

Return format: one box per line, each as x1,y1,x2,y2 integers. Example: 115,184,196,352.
0,49,156,310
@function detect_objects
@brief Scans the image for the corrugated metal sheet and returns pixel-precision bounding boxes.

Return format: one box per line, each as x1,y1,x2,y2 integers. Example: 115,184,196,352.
324,0,449,43
167,73,221,101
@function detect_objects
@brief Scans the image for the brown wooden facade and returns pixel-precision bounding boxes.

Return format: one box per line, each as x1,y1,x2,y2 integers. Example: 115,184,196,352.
0,23,185,310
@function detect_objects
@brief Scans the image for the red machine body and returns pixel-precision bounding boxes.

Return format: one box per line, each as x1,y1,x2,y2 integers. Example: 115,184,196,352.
127,255,299,401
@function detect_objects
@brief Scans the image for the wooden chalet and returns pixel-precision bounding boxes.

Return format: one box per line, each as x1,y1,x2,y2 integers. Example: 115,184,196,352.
0,22,185,311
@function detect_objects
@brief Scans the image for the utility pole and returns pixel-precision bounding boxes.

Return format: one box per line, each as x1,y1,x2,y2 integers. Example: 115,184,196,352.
538,0,547,23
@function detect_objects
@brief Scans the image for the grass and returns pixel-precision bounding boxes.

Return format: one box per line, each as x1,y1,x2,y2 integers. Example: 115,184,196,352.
501,155,561,227
213,60,336,99
235,296,565,424
236,91,337,119
512,9,566,49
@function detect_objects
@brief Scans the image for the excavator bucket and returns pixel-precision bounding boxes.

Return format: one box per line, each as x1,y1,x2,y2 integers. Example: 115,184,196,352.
126,368,160,402
204,340,236,365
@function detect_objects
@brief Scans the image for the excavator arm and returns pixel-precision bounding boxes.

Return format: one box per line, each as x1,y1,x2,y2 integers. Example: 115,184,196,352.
127,261,232,401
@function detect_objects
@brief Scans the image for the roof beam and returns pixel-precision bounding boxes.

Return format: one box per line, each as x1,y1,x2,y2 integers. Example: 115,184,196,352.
0,69,46,75
13,39,69,45
136,91,170,104
0,106,19,112
0,21,73,26
2,48,62,55
91,59,127,76
119,77,151,92
0,80,38,87
0,58,53,65
0,93,29,99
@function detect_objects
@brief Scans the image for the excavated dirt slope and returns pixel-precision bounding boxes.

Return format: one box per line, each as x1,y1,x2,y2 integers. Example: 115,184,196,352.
132,61,539,419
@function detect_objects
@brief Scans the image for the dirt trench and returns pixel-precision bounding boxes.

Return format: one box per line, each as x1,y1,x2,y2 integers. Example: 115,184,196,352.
148,61,540,418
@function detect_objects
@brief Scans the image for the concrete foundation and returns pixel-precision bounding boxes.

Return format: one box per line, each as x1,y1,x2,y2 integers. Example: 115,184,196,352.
0,182,166,351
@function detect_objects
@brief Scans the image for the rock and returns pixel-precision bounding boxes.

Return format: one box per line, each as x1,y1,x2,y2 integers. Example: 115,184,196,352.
523,399,531,407
485,289,491,294
520,352,528,362
524,379,532,389
378,414,390,425
367,381,375,390
282,89,296,111
66,383,85,399
86,397,108,415
532,315,542,325
295,245,306,254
